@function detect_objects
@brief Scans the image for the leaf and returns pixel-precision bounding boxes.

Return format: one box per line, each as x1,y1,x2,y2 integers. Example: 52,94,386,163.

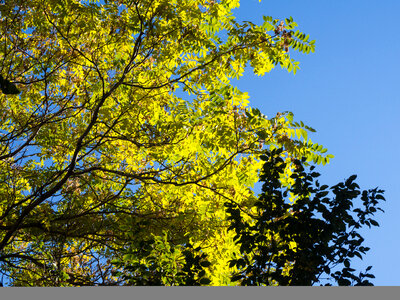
199,278,212,285
338,278,351,286
200,261,211,268
198,270,206,278
369,220,379,227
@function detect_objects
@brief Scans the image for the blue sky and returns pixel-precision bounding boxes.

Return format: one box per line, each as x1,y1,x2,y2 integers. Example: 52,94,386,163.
233,0,400,285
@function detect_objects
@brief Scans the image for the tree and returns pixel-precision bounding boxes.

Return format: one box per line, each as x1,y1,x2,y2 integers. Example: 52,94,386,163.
0,0,342,286
108,148,385,286
225,148,384,286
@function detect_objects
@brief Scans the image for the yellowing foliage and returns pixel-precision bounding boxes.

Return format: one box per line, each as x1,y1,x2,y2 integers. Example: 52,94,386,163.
0,0,327,286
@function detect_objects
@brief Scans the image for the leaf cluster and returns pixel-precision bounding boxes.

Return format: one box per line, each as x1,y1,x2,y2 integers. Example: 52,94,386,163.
112,239,212,286
226,148,385,286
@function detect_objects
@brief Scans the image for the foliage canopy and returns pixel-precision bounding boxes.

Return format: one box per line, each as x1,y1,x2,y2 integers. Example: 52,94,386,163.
0,0,381,286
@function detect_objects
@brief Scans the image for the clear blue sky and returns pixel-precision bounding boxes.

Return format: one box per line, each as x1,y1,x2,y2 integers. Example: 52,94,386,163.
234,0,400,285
